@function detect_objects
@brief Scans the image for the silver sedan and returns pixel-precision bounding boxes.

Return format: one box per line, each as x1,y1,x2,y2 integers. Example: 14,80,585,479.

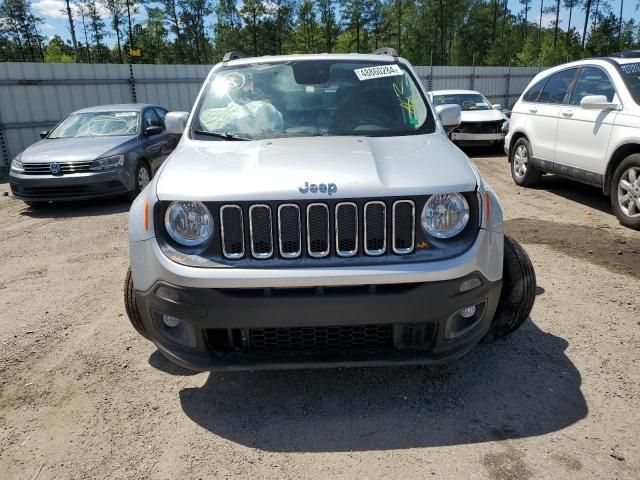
9,103,178,205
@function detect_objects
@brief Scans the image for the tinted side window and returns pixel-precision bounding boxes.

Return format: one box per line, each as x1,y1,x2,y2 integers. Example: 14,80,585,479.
143,109,162,128
153,108,168,127
538,69,577,104
523,78,547,102
569,67,615,105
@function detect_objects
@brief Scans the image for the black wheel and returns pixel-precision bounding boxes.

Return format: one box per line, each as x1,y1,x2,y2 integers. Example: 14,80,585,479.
124,267,149,339
510,137,541,187
484,234,536,342
610,154,640,230
128,160,151,201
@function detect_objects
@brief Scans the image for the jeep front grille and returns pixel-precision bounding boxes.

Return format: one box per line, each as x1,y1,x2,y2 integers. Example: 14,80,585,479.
219,199,416,260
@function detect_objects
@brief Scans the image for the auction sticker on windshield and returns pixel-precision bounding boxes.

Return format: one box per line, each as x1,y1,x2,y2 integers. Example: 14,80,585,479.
354,64,403,81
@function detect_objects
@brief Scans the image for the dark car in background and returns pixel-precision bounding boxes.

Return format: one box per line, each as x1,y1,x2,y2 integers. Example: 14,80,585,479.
9,103,177,206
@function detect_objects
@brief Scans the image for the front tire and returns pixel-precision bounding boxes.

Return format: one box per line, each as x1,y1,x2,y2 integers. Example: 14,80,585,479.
124,267,149,339
484,234,536,342
510,137,541,187
610,154,640,230
128,160,152,201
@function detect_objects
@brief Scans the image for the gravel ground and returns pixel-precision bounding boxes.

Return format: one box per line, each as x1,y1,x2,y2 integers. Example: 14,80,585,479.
1,152,639,480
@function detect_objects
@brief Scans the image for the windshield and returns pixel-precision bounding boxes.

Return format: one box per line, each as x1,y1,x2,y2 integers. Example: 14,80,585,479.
431,93,493,111
48,111,139,138
192,60,435,140
620,61,640,104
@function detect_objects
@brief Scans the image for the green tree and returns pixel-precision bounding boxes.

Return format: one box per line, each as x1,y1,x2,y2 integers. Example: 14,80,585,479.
44,35,74,62
0,0,45,61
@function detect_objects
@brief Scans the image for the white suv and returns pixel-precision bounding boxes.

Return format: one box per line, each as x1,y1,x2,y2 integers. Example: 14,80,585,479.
505,51,640,230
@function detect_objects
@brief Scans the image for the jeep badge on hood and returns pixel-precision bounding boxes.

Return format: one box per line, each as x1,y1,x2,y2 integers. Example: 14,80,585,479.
298,182,338,195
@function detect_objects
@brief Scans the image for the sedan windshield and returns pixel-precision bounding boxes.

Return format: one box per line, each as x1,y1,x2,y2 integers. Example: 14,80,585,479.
48,111,139,138
620,61,640,104
192,60,435,140
431,93,492,111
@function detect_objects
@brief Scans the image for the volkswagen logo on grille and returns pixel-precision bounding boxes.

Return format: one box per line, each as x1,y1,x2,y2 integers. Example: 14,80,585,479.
50,162,61,175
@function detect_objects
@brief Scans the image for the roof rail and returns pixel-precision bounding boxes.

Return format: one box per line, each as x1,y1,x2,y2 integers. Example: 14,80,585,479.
609,50,640,58
372,47,398,57
222,51,247,62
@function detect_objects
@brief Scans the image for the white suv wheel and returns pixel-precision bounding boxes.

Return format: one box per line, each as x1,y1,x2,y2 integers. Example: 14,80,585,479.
617,166,640,218
513,145,528,179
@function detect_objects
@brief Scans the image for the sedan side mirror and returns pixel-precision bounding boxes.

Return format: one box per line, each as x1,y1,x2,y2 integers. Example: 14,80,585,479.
580,95,620,110
144,125,163,136
435,104,461,132
39,130,49,139
165,111,189,135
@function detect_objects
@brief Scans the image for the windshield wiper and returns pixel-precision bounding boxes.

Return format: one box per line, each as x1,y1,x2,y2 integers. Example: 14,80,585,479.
192,129,250,141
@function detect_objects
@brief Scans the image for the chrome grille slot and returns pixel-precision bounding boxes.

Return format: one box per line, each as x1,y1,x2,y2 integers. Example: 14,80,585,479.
335,202,358,257
278,204,302,258
306,203,330,258
249,205,273,259
392,200,415,254
364,201,386,256
220,205,244,259
22,161,93,175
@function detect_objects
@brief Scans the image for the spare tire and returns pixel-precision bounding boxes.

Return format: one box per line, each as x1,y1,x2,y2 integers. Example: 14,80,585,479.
484,234,536,342
124,267,149,339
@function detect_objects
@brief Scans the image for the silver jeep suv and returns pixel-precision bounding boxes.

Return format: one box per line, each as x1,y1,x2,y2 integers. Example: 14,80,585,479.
125,50,536,371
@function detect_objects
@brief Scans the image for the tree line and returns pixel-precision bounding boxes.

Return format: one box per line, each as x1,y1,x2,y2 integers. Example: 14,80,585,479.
1,0,639,66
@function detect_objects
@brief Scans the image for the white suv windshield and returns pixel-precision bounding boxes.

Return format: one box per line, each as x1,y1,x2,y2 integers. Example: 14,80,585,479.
192,60,435,140
620,61,640,104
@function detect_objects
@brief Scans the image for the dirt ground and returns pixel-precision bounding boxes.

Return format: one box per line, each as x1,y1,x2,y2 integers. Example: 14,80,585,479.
1,152,639,480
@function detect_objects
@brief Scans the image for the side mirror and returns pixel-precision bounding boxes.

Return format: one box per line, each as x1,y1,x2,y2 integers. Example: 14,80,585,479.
165,111,189,135
435,104,461,132
579,95,620,110
144,125,163,136
39,130,49,139
492,104,502,110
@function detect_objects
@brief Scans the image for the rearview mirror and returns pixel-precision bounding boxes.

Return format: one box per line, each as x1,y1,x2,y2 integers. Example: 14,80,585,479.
39,130,49,139
144,125,163,136
165,111,189,135
580,95,620,110
435,104,461,132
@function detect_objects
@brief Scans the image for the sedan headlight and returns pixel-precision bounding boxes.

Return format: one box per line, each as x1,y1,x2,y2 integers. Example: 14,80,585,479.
10,156,24,173
421,193,470,239
164,201,214,247
90,154,125,171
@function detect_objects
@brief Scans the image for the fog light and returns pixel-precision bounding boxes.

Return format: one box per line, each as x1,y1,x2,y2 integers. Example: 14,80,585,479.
162,314,181,328
459,305,477,318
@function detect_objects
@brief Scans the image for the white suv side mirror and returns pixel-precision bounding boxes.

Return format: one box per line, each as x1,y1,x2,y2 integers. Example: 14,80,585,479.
165,111,189,134
435,104,461,132
579,95,620,110
492,103,501,110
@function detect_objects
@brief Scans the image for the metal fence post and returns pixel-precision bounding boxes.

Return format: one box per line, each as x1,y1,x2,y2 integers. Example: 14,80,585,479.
0,125,8,175
129,63,137,103
505,61,511,109
470,55,476,90
429,51,433,91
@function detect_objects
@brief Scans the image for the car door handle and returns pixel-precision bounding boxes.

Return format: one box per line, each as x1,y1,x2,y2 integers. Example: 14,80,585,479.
562,110,574,117
529,108,538,114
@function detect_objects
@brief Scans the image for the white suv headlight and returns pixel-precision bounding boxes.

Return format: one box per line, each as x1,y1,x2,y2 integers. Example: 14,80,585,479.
90,154,125,171
421,193,470,238
10,156,24,173
164,201,214,246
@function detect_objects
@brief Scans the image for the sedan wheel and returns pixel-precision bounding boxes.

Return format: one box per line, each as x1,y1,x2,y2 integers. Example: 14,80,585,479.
137,164,151,190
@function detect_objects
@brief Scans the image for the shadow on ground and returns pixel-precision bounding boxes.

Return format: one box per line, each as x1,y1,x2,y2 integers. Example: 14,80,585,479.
17,197,130,218
176,319,587,452
506,218,640,279
532,174,612,215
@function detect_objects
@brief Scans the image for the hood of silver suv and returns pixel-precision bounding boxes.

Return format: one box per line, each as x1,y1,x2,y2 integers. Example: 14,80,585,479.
156,134,477,201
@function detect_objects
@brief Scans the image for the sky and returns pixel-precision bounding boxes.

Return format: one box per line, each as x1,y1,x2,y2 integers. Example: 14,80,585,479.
32,0,638,50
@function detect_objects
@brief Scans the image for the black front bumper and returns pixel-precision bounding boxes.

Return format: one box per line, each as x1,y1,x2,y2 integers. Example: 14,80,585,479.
135,272,501,371
9,170,130,202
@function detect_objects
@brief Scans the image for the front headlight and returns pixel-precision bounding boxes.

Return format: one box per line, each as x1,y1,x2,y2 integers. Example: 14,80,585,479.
90,154,125,171
421,193,470,239
164,201,214,247
10,156,24,173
